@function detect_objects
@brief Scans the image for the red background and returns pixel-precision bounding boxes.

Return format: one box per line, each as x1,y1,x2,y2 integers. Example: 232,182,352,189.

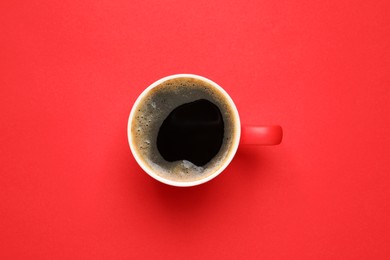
1,0,390,259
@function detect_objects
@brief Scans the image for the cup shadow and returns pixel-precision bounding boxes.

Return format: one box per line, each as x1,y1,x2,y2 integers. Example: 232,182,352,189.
151,174,214,212
149,146,269,215
230,146,271,175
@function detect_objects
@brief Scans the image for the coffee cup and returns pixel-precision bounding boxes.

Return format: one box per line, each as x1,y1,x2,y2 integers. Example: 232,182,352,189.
127,74,282,187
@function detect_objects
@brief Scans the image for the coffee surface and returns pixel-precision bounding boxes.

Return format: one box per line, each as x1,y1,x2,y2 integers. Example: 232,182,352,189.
130,77,238,182
157,99,224,166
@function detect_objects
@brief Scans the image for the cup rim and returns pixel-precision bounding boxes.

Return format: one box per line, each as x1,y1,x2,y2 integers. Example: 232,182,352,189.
127,74,241,187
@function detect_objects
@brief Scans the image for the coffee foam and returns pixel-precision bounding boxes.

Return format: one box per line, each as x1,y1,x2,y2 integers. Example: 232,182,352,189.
130,77,238,182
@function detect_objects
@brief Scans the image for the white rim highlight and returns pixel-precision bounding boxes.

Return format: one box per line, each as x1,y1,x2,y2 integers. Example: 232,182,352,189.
127,74,241,187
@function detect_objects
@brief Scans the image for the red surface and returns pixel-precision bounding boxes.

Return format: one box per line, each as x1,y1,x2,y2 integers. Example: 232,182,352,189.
1,0,389,259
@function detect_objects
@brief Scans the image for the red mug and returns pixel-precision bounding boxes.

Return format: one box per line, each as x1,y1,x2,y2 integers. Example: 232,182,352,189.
128,74,282,186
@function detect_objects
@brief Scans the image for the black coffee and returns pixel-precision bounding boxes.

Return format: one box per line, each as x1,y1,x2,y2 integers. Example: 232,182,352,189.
130,77,239,182
157,99,224,166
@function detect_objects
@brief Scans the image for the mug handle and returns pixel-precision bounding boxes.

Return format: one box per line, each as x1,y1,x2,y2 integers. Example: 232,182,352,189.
240,125,283,145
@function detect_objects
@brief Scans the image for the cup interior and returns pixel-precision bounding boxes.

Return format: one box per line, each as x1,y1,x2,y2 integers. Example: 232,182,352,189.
127,74,241,187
